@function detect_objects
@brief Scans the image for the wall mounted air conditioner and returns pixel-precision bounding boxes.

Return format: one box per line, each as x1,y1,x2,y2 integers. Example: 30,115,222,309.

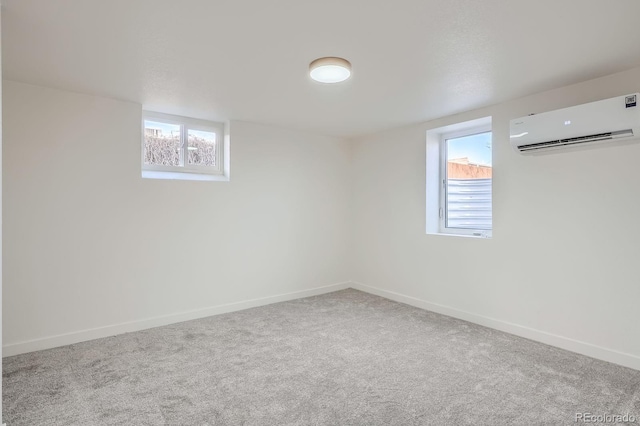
510,93,640,154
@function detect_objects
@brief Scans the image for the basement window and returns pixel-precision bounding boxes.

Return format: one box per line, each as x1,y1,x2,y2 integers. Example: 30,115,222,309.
142,111,228,181
426,117,492,238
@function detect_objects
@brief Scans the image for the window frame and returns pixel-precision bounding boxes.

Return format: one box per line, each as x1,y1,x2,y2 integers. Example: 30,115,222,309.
438,125,493,237
142,111,225,177
425,116,495,239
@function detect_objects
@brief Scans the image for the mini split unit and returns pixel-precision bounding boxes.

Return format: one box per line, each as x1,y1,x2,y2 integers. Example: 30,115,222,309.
510,93,640,154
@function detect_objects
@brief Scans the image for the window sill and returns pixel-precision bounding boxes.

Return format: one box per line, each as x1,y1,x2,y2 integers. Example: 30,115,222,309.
142,170,229,182
427,231,492,239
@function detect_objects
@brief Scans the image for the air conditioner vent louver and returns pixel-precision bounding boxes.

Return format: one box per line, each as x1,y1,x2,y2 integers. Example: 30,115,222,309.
518,129,633,152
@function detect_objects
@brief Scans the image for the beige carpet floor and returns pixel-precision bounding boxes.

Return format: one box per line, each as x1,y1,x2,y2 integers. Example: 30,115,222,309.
3,289,639,425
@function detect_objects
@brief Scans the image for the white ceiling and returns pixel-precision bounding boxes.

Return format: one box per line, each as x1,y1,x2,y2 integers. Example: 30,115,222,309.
3,0,640,138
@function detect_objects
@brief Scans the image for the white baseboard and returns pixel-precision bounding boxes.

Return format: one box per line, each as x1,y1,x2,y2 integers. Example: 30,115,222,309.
8,281,638,371
2,282,351,357
350,282,640,371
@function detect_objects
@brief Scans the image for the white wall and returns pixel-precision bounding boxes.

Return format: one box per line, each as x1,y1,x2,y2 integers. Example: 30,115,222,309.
351,66,640,370
1,7,4,421
2,81,351,355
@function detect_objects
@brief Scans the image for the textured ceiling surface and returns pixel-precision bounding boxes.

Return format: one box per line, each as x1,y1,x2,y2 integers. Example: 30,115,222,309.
3,0,640,138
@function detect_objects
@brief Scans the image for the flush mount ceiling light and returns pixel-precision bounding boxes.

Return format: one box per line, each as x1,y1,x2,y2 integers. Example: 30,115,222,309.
309,57,352,83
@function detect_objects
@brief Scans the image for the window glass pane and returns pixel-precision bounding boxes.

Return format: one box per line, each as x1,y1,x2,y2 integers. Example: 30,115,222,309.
188,129,217,166
143,120,181,166
445,132,492,230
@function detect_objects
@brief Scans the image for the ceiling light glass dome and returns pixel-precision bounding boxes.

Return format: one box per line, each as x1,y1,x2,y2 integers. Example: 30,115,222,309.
309,57,352,83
